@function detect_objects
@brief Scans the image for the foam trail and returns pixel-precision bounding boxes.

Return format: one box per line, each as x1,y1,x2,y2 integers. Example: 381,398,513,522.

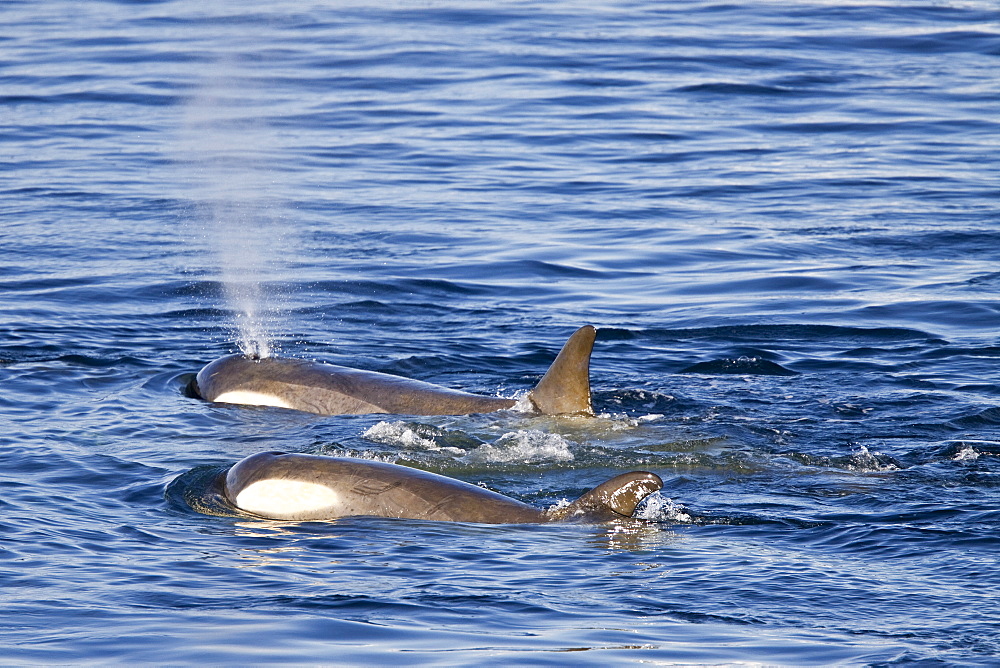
180,54,284,358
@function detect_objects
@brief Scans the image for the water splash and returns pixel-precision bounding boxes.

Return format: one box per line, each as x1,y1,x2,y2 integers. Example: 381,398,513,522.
361,422,576,463
952,445,980,462
212,201,278,359
180,54,285,358
635,492,694,523
464,430,575,464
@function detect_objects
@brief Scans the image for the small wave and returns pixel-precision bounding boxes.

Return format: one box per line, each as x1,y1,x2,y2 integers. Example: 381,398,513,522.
463,430,575,464
602,389,678,414
584,411,665,432
846,445,900,473
781,445,902,473
680,356,798,376
640,324,936,345
363,421,438,450
935,441,1000,462
951,407,1000,429
361,421,577,464
361,421,477,455
674,82,800,96
953,445,980,462
593,412,664,427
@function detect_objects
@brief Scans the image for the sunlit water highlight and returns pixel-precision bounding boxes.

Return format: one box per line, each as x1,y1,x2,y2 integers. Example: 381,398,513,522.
1,0,999,664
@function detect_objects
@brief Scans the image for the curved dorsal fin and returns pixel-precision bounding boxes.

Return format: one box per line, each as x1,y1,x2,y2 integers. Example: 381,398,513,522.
528,325,596,415
549,471,663,521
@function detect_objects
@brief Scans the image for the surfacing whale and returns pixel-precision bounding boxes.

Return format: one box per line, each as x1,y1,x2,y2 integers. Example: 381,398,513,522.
192,325,596,416
219,451,663,523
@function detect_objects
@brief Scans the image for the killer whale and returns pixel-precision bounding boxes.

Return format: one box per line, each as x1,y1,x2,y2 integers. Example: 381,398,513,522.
192,325,595,416
219,451,663,523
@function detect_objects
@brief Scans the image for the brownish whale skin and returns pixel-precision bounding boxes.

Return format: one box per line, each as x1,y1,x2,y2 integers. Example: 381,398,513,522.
193,325,596,416
223,451,663,523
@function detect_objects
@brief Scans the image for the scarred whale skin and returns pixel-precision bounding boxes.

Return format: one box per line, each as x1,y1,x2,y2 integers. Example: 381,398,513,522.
193,325,596,416
222,451,663,524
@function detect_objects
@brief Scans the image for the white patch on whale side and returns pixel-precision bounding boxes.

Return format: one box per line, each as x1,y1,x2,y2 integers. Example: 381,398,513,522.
234,479,339,517
213,390,293,409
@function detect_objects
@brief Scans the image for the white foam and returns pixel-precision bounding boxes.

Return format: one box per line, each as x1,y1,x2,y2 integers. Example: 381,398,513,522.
465,429,574,464
511,392,536,413
635,492,693,523
213,390,293,409
546,497,572,514
234,479,338,517
362,421,443,451
847,445,898,472
953,445,980,462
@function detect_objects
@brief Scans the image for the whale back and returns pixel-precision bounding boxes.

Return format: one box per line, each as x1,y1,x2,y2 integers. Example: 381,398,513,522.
222,452,661,525
193,325,596,416
195,356,518,415
223,452,545,523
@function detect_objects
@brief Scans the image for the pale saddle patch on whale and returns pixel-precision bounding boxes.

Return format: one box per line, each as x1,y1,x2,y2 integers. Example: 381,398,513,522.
232,478,339,517
212,390,293,410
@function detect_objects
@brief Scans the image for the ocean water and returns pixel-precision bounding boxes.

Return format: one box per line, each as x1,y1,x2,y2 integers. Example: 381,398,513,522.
2,0,999,664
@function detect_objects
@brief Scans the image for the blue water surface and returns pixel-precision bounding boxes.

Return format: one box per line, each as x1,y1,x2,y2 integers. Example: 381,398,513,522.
2,0,1000,664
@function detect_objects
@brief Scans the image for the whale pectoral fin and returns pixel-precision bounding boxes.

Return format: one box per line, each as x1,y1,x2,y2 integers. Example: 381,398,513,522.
551,471,663,521
527,325,596,415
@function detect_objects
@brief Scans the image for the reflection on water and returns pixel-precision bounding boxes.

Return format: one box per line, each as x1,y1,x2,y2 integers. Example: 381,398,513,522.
223,515,682,569
236,544,302,567
588,518,682,554
3,0,1000,663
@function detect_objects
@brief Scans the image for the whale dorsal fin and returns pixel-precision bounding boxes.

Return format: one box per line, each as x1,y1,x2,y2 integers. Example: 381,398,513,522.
528,325,596,415
549,471,663,521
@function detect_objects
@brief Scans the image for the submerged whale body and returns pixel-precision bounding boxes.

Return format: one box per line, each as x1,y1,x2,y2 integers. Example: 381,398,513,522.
221,451,663,523
192,325,596,416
